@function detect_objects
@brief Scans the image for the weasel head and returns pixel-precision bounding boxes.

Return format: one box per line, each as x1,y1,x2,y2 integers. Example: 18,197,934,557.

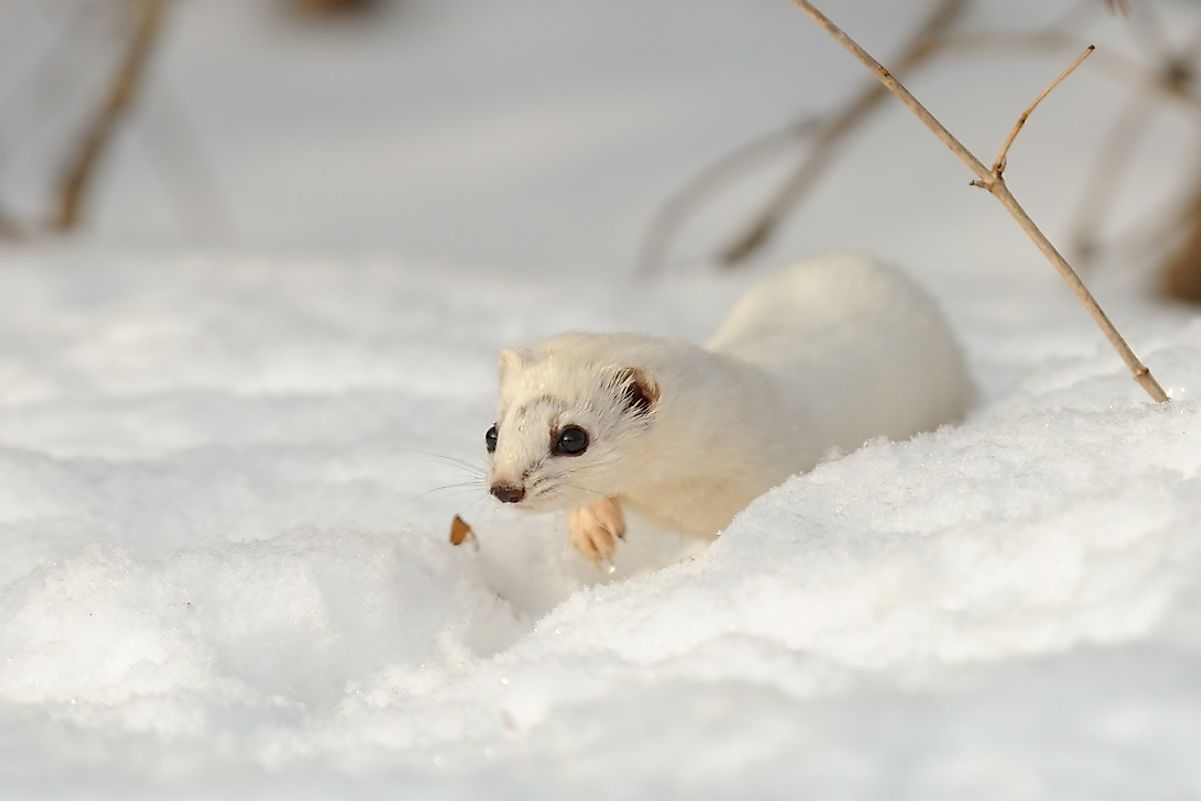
485,339,659,513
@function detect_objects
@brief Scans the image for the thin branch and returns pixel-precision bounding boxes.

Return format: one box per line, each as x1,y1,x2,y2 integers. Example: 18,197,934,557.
716,0,965,267
646,9,1201,276
791,2,990,179
717,76,898,266
789,0,1169,403
937,30,1201,116
991,45,1094,177
53,0,166,231
1056,19,1201,266
636,115,819,276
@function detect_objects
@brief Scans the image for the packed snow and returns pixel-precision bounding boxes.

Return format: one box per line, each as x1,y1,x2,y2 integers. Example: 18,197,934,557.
2,0,1201,798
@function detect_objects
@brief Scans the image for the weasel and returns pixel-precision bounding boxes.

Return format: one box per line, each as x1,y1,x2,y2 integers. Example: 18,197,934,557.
485,252,972,562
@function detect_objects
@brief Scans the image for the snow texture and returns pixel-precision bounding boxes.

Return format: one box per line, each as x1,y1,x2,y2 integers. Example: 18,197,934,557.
1,251,1198,800
2,0,1201,798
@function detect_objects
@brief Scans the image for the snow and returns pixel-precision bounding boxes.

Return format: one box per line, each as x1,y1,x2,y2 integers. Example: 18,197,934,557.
1,251,1198,799
3,0,1201,798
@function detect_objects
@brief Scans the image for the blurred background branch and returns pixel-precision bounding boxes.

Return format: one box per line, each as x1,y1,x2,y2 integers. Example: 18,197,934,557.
641,0,1201,304
1,0,1198,304
0,0,388,243
54,0,167,231
712,0,966,268
288,0,377,16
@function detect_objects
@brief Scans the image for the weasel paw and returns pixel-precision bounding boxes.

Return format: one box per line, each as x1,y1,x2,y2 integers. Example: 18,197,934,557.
567,497,625,565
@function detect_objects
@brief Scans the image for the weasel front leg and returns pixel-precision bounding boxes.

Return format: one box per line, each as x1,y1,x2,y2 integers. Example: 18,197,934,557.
567,497,625,564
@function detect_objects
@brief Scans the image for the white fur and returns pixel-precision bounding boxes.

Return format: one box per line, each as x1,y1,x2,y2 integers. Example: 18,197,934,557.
487,252,972,538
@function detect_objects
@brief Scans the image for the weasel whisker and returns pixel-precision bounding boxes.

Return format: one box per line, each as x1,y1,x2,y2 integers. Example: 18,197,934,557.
419,479,486,498
405,451,487,477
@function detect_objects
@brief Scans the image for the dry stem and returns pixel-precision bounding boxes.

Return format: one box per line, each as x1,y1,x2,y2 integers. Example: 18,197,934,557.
1070,21,1201,267
789,0,1169,403
937,30,1201,115
636,115,819,275
715,0,965,266
54,0,166,231
991,45,1094,177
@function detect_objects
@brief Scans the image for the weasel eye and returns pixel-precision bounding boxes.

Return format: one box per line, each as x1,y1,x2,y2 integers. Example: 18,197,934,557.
485,424,498,453
554,425,589,456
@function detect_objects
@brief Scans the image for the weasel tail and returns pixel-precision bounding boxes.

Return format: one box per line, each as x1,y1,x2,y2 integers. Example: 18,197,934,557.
486,253,972,561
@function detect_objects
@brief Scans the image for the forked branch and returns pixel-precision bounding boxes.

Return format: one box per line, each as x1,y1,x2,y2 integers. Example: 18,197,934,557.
789,0,1169,403
991,45,1094,177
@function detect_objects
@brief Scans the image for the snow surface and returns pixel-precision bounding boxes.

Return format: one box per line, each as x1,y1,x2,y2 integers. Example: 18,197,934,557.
3,0,1201,798
1,250,1198,800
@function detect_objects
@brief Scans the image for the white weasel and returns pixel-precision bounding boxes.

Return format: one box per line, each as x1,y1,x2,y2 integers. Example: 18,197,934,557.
485,252,972,562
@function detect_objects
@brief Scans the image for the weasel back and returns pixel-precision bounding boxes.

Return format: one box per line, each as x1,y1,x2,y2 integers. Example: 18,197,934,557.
706,252,972,452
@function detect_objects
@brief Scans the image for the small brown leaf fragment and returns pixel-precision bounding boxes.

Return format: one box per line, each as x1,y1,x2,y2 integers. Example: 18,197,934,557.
449,515,477,549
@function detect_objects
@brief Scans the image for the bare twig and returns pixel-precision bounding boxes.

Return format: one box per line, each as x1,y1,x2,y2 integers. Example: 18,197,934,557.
714,0,965,267
1062,19,1201,266
716,79,894,266
789,0,1169,403
54,0,166,231
644,6,1201,276
937,30,1201,115
636,115,819,276
991,45,1094,177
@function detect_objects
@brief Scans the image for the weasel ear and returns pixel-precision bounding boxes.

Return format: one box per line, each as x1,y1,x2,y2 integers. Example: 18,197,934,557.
498,348,529,382
615,367,659,417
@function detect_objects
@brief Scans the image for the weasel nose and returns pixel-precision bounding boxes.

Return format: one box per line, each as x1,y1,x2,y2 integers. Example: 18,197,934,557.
490,484,526,504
